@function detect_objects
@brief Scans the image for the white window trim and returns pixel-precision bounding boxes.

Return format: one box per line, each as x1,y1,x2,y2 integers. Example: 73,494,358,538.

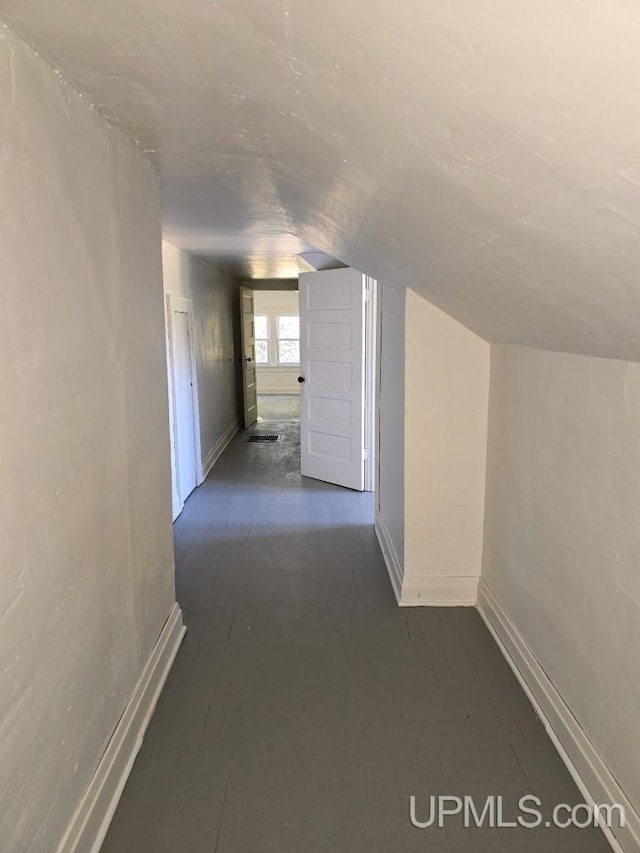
254,311,300,367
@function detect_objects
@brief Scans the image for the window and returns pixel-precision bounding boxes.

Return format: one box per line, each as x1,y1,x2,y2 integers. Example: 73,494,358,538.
254,315,269,364
277,315,300,364
255,312,300,366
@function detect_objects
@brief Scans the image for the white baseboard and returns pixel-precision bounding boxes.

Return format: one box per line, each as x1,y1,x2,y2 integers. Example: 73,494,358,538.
375,513,402,604
374,515,478,607
56,603,186,853
200,418,240,483
400,574,478,606
477,580,637,853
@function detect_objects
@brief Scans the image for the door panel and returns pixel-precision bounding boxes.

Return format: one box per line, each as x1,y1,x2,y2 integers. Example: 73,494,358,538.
172,310,198,502
299,268,365,491
239,286,258,428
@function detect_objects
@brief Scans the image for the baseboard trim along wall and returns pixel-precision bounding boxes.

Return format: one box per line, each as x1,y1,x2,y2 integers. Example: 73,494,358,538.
56,603,187,853
200,418,240,483
477,580,637,853
375,514,402,604
400,574,478,607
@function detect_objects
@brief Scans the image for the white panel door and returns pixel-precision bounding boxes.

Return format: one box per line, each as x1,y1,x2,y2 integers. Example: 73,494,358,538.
172,310,198,502
239,286,258,428
299,268,366,491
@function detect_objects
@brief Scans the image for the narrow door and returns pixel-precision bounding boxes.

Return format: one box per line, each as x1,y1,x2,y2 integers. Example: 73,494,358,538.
298,268,366,491
239,287,258,428
172,310,198,502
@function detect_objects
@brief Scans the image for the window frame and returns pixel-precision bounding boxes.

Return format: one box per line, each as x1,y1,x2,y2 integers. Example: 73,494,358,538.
253,311,300,367
253,314,270,365
275,314,300,366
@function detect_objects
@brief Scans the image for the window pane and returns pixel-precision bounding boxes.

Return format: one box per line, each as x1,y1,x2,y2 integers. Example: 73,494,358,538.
254,315,268,339
255,340,269,364
278,339,300,364
278,315,299,339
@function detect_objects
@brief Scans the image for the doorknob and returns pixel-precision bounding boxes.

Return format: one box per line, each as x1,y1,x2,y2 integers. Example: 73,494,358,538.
297,376,305,384
246,356,252,362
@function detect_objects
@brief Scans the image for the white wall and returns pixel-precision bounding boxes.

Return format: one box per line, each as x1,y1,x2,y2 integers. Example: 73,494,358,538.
402,289,490,604
376,287,490,606
375,283,406,595
254,290,300,395
0,30,176,852
482,344,640,840
162,242,241,507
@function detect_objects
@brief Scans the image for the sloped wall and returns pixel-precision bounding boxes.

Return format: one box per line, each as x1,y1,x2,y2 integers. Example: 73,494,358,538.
0,30,176,851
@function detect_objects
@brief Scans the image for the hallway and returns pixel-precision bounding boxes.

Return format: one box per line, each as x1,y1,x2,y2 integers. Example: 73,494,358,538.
102,408,609,853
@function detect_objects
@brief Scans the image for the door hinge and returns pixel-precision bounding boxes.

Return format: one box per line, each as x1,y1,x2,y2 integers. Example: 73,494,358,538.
364,448,369,460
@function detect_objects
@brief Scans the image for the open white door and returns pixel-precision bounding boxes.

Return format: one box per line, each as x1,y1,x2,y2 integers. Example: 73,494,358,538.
239,286,258,428
298,268,366,491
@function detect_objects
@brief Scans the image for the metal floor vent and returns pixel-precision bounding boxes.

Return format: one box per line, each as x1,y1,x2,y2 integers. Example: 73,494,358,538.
246,434,282,443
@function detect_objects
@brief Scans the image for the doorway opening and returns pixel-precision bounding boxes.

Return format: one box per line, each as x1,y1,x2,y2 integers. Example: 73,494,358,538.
166,294,202,520
240,269,378,494
253,289,302,424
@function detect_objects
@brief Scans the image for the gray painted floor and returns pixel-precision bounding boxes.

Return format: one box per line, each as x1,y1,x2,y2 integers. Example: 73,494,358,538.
258,394,300,422
102,407,610,852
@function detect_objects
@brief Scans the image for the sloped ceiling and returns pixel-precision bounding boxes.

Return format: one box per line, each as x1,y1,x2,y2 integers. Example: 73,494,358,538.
3,1,640,358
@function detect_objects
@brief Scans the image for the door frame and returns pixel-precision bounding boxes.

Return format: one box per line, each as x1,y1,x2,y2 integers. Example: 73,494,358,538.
166,294,203,517
364,277,378,492
239,286,258,428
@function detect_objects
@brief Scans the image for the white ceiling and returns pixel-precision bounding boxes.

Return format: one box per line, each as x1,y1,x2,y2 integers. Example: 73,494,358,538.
3,1,640,357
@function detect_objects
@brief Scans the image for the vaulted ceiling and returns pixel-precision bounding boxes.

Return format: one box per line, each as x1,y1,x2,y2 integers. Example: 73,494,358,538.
3,1,640,358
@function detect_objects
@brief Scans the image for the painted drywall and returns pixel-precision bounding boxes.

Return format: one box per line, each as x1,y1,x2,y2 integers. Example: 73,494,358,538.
162,241,241,496
0,29,176,852
255,369,299,395
376,287,490,605
402,289,490,602
376,283,405,580
483,344,640,825
246,279,299,292
254,290,300,395
253,288,299,312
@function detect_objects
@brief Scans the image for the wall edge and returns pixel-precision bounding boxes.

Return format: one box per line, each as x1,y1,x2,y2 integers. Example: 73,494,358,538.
200,417,241,483
375,512,402,605
55,603,186,853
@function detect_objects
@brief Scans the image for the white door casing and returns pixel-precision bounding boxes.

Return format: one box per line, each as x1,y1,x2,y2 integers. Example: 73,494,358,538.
239,286,258,428
298,268,366,491
364,276,378,493
167,298,200,508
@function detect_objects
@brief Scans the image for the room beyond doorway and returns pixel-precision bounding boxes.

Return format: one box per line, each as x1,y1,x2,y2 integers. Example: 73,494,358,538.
257,394,300,423
241,270,378,494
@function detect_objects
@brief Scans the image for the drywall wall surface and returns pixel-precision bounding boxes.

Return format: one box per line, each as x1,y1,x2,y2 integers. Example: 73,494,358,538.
403,289,490,583
253,290,299,312
0,30,175,852
162,242,241,474
377,283,406,573
244,279,299,292
483,344,640,815
256,368,299,395
9,2,640,357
